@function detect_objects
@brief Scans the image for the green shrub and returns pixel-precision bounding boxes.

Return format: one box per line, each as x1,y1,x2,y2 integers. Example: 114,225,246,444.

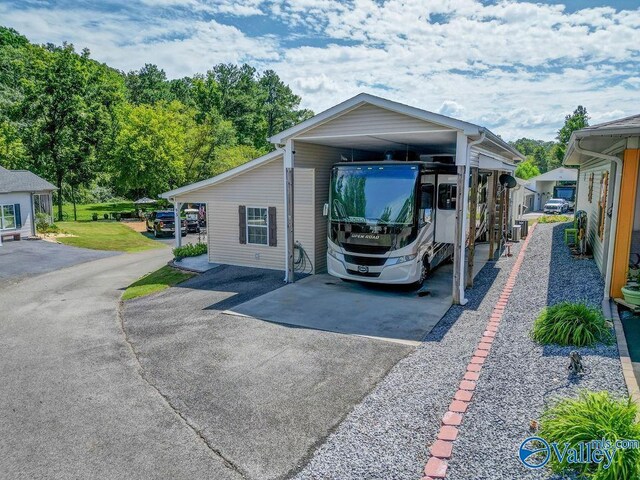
173,242,207,261
538,215,572,223
531,302,612,346
35,213,59,234
539,391,640,480
92,213,98,221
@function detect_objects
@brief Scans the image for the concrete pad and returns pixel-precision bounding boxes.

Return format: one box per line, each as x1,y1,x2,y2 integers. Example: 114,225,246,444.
173,253,219,272
227,264,454,345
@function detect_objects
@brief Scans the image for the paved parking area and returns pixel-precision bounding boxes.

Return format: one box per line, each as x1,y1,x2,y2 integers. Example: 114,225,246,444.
229,268,454,345
0,239,117,286
122,265,413,480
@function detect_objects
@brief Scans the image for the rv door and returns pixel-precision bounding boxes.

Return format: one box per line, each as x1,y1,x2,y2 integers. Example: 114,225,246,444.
435,174,458,243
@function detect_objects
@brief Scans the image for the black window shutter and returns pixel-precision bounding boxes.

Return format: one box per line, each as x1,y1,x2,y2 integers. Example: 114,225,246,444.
239,205,246,244
268,207,277,247
14,204,21,228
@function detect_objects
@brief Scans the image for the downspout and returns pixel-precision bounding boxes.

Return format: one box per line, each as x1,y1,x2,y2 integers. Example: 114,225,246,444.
574,139,622,300
458,131,486,305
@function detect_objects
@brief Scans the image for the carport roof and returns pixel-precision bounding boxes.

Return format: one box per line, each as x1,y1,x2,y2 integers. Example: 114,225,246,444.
0,166,56,193
565,113,640,166
269,93,523,161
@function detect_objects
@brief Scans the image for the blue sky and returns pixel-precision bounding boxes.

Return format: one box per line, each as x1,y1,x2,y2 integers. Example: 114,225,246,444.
1,0,639,140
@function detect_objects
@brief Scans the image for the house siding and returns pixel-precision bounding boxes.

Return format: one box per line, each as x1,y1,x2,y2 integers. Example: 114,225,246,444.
298,103,448,139
575,159,613,275
0,192,33,238
175,156,315,272
294,142,353,272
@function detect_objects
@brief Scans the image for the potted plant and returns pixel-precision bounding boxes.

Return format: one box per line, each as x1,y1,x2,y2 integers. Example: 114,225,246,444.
621,271,640,306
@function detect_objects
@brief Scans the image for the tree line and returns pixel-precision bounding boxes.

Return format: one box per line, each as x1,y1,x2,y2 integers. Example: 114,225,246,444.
0,27,313,220
511,106,589,180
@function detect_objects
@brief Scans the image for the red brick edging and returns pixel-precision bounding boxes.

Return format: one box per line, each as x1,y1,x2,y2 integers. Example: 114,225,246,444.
422,224,537,479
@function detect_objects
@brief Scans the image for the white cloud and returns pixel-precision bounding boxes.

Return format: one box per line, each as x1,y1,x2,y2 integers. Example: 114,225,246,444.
1,0,638,140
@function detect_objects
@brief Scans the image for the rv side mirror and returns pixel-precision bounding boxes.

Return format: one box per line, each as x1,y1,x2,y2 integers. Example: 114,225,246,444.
420,184,433,210
323,203,329,216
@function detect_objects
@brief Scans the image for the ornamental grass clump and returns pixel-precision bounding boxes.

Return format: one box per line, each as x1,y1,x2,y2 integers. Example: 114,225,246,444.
531,302,612,346
539,391,640,480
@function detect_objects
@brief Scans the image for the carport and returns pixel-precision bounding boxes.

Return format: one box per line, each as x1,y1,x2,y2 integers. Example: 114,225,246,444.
162,93,521,305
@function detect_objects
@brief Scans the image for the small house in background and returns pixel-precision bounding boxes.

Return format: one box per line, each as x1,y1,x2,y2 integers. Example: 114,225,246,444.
564,114,640,300
528,167,578,211
0,166,56,240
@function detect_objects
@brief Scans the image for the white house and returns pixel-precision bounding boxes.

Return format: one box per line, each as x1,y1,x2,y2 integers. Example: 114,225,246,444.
0,166,56,240
528,166,578,210
162,93,522,304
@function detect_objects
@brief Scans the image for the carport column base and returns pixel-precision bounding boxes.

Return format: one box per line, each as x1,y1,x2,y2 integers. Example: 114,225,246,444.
173,200,182,248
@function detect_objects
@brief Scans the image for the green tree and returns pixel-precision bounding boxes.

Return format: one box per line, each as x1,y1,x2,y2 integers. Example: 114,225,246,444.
125,64,172,105
112,101,192,198
258,70,311,146
19,43,125,220
515,159,541,180
554,105,589,167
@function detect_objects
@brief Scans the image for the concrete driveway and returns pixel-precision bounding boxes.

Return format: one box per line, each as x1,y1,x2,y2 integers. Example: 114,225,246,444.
0,239,117,287
123,265,413,479
0,249,245,480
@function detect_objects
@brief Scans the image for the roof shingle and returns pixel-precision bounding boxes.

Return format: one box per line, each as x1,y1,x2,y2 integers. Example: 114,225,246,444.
0,167,57,193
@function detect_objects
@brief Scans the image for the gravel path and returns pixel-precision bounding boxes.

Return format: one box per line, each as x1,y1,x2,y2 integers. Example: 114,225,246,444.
295,242,525,479
446,223,627,479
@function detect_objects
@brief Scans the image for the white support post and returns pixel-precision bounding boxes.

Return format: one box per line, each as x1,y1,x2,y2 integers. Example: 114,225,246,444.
453,132,469,305
174,200,182,248
284,139,295,283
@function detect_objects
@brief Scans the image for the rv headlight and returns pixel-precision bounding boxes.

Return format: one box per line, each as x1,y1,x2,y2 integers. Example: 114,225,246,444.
327,247,340,259
392,254,417,265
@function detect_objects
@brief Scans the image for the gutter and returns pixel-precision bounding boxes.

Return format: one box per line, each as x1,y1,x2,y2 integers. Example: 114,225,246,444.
573,139,622,300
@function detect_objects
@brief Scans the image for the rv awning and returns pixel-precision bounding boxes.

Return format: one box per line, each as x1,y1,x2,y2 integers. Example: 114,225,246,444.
478,154,515,172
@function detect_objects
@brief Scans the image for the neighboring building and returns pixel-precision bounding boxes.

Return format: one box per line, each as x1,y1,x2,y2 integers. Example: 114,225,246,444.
528,167,578,210
564,114,640,299
511,177,537,220
0,166,56,239
162,93,522,304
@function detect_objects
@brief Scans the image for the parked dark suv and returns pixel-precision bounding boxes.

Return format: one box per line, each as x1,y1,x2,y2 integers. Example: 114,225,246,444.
145,210,187,238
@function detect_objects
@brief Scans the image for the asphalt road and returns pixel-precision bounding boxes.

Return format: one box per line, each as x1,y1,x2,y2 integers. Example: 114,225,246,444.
0,248,244,480
123,265,413,480
0,240,117,287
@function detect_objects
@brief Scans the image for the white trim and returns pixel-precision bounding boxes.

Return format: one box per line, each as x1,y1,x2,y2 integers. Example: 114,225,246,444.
294,129,455,141
161,149,283,199
0,203,16,230
246,206,269,246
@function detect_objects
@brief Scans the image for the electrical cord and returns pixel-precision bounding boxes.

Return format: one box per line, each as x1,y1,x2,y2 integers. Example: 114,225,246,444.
293,241,314,274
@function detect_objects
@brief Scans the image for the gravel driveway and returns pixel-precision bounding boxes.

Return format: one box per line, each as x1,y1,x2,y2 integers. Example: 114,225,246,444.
446,223,626,479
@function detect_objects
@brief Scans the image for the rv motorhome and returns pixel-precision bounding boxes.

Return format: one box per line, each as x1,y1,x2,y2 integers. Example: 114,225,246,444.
326,158,488,286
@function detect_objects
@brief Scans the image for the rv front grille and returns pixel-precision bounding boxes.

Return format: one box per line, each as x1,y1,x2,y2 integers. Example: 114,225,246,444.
346,269,382,278
344,255,387,267
342,244,391,254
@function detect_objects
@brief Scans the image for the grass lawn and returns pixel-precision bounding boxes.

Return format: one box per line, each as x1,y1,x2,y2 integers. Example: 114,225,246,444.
123,265,195,300
61,201,136,221
55,221,163,252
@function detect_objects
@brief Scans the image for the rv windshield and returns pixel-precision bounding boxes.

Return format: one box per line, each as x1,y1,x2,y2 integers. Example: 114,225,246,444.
330,164,418,225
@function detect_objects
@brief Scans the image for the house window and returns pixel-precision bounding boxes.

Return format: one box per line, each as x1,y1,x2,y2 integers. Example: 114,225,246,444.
247,207,268,245
1,204,16,230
